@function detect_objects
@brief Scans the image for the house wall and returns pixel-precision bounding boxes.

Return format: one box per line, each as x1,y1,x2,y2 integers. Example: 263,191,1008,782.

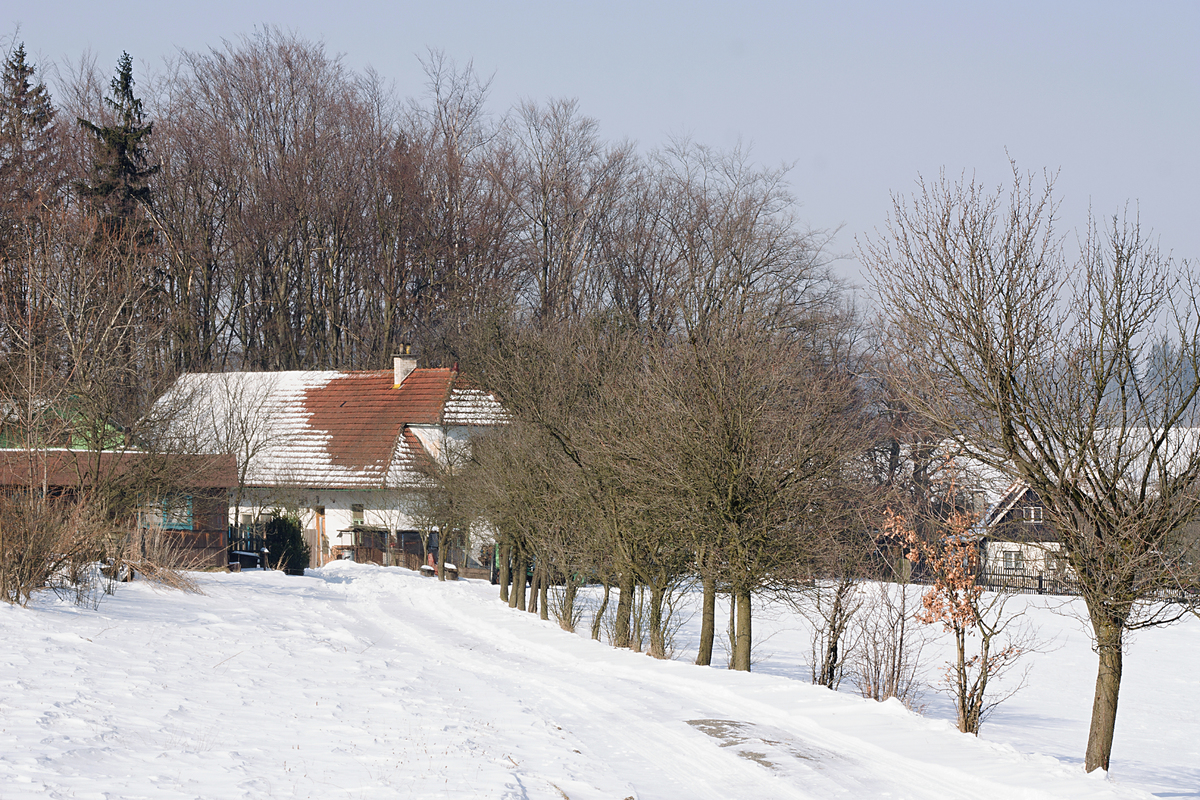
228,486,499,574
981,540,1064,577
984,498,1200,592
982,487,1061,580
137,488,231,570
187,491,231,569
231,487,427,566
408,424,471,467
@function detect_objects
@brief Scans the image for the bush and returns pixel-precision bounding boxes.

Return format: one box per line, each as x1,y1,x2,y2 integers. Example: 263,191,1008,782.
265,515,310,575
0,493,107,606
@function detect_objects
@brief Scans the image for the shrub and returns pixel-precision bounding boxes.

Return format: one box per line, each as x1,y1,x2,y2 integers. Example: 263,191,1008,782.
265,514,310,575
0,493,108,606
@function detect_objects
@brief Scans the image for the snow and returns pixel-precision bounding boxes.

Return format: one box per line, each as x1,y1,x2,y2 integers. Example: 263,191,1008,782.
0,564,1191,799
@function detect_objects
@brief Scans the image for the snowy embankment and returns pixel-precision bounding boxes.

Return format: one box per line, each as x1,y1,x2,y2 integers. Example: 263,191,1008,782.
0,563,1191,799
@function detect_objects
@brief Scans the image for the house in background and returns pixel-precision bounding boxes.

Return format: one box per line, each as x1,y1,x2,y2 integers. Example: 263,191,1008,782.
0,449,237,569
159,356,505,571
977,480,1068,591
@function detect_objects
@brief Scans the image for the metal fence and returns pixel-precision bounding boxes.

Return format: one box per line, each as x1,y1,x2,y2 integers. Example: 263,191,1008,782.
228,528,267,568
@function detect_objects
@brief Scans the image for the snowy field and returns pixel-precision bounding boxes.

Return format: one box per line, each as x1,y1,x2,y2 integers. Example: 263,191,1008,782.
0,563,1195,799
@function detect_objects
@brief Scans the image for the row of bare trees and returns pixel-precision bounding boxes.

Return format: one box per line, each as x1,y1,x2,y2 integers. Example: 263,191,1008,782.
420,128,891,669
3,30,845,407
0,32,586,386
432,163,1200,776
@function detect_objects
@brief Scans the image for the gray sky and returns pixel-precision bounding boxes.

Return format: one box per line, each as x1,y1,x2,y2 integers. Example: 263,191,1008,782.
11,1,1200,292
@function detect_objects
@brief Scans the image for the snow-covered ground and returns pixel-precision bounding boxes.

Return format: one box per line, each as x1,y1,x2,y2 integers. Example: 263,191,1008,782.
0,563,1194,799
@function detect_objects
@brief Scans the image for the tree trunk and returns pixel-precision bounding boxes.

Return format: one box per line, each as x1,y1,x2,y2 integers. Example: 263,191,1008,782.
528,564,540,615
559,579,578,631
732,587,752,671
961,619,995,736
727,591,737,667
630,584,644,652
1085,619,1124,772
695,572,716,666
591,581,610,640
538,568,549,621
648,583,667,659
817,582,850,688
498,543,511,603
614,571,635,648
954,626,970,733
818,604,841,689
511,552,527,611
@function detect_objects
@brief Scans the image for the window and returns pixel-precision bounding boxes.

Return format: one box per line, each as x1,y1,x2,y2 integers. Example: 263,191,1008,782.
144,494,193,531
1022,506,1044,523
351,504,364,526
1002,550,1023,571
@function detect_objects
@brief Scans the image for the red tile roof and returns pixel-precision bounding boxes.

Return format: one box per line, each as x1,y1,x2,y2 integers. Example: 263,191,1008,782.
299,368,469,473
164,368,504,489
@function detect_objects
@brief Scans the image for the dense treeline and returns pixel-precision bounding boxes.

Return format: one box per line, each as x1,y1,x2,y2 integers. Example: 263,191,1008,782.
2,32,611,385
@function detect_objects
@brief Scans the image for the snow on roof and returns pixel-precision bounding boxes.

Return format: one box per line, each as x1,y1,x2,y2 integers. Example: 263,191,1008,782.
445,385,509,426
967,427,1200,533
980,480,1031,530
161,368,504,490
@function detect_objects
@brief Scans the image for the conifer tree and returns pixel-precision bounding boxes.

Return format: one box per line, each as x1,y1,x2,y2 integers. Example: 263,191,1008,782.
73,53,165,438
77,52,158,244
0,43,58,248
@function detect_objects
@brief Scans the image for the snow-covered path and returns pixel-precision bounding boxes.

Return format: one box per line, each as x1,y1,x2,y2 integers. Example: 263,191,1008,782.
0,564,1157,798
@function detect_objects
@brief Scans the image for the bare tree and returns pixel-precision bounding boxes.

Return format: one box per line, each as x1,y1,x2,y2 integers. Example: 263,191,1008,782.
898,506,1034,734
848,579,927,708
800,573,861,689
496,98,632,322
865,166,1200,771
789,503,876,689
649,327,865,670
648,141,851,668
160,372,282,519
468,417,582,607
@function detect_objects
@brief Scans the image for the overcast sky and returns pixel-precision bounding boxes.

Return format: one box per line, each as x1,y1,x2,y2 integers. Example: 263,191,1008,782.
10,1,1199,293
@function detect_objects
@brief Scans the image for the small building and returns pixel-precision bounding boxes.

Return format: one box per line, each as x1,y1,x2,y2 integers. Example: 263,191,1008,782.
0,449,237,569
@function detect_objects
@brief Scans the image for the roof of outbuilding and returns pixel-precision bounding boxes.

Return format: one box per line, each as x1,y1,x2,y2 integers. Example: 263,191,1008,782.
161,368,504,490
0,450,237,490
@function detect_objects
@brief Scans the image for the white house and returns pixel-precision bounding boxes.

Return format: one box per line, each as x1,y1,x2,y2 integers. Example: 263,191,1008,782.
157,356,505,568
975,480,1068,591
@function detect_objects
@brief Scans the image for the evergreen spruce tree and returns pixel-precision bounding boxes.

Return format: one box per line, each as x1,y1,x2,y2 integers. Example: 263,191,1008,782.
0,43,59,249
73,53,163,440
77,52,158,244
265,515,311,575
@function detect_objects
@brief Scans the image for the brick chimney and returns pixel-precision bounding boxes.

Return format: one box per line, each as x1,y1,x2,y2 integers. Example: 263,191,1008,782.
393,349,417,387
